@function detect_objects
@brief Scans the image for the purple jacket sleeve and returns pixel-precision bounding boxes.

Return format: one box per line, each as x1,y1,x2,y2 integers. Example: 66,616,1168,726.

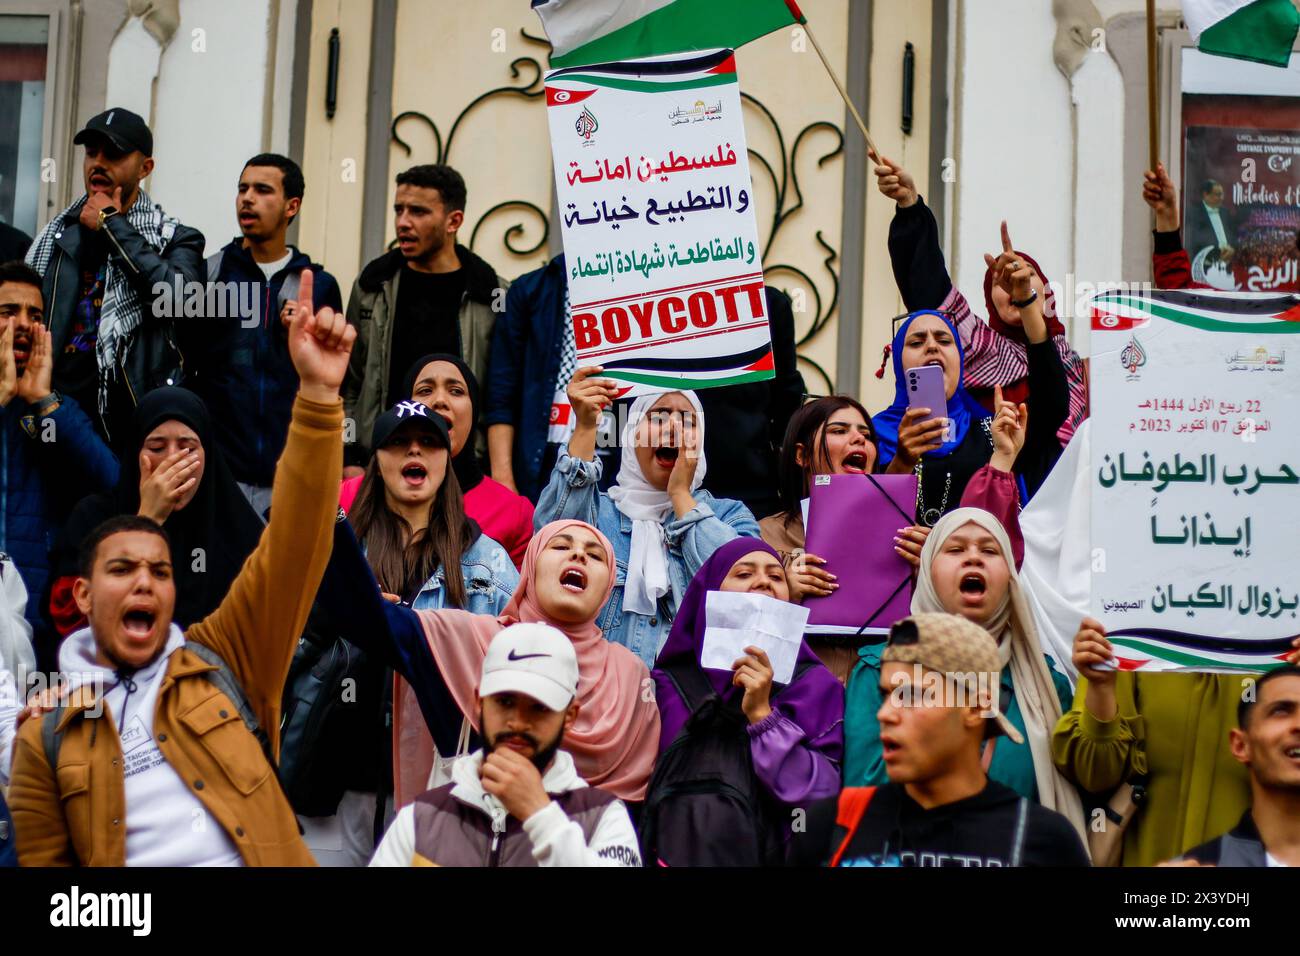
747,711,842,807
959,464,1023,569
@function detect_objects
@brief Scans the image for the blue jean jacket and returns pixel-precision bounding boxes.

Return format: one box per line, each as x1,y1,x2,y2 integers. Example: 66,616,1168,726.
408,533,519,614
535,446,762,667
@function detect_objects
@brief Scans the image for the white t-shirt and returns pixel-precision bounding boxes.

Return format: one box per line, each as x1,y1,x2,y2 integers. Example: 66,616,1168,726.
256,250,293,281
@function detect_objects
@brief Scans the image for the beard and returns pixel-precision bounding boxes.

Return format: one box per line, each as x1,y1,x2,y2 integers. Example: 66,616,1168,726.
480,709,564,772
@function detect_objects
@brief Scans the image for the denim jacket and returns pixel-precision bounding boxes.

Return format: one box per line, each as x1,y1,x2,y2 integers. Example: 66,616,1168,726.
409,533,520,614
535,446,761,667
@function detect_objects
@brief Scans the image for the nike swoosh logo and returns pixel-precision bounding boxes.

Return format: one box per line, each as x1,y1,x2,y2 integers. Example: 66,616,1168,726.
507,650,550,661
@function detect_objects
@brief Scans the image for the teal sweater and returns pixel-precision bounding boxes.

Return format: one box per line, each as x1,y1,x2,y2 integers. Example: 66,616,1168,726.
843,643,1073,800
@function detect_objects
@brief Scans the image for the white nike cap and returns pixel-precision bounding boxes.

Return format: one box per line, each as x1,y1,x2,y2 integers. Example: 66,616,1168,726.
479,623,579,712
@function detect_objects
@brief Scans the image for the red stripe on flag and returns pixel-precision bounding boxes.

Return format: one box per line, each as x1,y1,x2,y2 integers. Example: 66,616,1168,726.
785,1,806,22
708,54,737,75
546,87,598,108
1275,302,1300,323
1114,657,1149,672
744,350,775,372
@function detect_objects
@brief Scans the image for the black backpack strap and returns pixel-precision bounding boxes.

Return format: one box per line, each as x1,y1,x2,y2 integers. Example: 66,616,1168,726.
185,641,274,765
661,656,720,715
41,703,69,778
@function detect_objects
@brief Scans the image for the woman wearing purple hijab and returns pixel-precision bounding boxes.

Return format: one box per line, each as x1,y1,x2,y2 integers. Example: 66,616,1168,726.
644,537,844,865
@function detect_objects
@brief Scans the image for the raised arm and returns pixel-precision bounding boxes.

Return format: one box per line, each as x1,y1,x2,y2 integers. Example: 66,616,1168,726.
874,151,952,312
184,268,353,753
534,367,618,529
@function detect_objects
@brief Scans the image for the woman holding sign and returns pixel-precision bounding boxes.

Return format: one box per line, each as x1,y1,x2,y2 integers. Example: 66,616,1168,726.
535,370,761,668
642,538,843,866
872,227,1070,524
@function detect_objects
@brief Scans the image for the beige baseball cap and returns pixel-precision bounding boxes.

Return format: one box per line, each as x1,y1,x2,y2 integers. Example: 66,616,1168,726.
881,612,1023,744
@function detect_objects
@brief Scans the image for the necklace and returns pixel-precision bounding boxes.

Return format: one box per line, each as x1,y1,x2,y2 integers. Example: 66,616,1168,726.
913,418,994,527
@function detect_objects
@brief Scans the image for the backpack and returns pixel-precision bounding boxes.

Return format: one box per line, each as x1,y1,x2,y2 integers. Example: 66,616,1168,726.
277,608,390,818
639,656,816,867
41,641,271,775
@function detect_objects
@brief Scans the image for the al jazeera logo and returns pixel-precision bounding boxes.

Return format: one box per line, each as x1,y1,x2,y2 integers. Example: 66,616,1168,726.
575,105,598,144
1120,335,1147,380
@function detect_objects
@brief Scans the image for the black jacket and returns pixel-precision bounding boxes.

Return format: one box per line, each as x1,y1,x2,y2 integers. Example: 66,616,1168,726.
182,239,342,486
697,287,805,520
35,203,205,443
789,780,1090,868
1183,811,1271,867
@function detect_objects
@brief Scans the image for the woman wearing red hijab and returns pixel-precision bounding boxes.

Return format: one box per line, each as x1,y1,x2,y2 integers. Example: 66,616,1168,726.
872,151,1088,454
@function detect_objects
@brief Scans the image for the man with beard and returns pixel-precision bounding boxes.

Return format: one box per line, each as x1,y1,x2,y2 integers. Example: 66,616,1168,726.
1176,666,1300,867
342,164,507,474
369,622,641,867
25,107,205,448
0,260,118,663
185,153,342,518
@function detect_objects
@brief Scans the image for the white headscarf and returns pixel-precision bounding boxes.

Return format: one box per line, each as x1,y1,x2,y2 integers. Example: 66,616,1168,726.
608,390,707,616
914,506,1088,845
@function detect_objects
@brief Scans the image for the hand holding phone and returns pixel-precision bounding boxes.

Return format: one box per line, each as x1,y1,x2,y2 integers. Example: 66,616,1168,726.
906,364,949,440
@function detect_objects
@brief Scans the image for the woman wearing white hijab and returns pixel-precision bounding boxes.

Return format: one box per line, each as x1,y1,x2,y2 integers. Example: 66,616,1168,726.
842,506,1088,843
535,367,762,667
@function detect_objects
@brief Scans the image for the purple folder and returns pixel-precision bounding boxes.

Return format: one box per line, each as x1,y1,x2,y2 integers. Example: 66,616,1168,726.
803,473,917,636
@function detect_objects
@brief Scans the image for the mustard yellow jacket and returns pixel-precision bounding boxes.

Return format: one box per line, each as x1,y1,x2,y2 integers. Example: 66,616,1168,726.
9,394,342,866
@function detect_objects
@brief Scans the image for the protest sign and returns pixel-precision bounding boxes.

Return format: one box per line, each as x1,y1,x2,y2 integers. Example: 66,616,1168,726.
545,48,772,396
1090,288,1300,671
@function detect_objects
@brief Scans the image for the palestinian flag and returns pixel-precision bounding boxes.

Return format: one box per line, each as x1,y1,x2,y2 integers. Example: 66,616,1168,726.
1183,0,1299,67
533,0,804,69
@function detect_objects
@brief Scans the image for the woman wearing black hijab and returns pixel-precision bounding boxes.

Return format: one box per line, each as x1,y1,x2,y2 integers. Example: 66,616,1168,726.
48,387,265,635
339,353,534,567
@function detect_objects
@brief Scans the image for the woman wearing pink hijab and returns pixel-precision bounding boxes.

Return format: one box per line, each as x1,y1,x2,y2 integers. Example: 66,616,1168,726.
318,517,661,807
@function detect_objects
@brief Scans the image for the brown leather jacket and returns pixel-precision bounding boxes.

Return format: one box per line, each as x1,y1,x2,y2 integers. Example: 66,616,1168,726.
8,394,343,866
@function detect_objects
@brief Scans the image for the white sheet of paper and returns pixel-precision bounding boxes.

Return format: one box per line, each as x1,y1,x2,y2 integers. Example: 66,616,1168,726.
700,590,810,685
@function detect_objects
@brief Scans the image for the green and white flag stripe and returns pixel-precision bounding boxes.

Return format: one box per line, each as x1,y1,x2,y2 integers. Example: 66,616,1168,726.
534,0,804,69
1183,0,1299,67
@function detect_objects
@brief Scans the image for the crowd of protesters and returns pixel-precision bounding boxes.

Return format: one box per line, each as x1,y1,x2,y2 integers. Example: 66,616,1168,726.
0,106,1297,870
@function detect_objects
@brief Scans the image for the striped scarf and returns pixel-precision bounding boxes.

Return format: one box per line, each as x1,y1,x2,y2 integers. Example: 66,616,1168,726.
26,189,179,423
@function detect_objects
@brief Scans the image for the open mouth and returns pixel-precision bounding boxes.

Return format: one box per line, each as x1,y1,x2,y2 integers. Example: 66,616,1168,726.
958,572,987,603
841,451,869,474
400,461,428,486
12,339,31,362
924,359,944,369
1286,746,1300,760
122,607,157,642
559,566,588,593
89,174,113,190
881,737,902,760
238,211,258,225
653,446,679,469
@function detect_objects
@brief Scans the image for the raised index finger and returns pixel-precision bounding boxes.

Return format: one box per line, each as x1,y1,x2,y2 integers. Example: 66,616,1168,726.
1001,220,1013,254
296,267,314,320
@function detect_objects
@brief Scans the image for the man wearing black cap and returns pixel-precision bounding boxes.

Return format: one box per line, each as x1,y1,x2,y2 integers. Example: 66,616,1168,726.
25,107,205,446
788,613,1090,867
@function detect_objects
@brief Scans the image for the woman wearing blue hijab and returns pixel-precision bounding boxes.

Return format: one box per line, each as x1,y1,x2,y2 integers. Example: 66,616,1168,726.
874,230,1071,525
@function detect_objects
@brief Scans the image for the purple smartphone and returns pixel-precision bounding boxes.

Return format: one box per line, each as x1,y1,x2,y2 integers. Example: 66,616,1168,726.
905,364,948,438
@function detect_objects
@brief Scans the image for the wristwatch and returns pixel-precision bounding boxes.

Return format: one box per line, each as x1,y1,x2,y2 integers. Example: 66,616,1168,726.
98,206,118,228
1010,289,1038,309
31,390,62,416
